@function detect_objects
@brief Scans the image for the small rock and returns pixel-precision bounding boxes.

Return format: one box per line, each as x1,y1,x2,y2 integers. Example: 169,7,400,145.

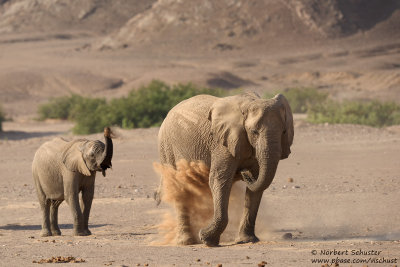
287,178,294,183
282,185,287,189
258,261,268,267
246,256,250,259
292,185,300,189
196,259,201,262
216,264,222,267
282,233,293,240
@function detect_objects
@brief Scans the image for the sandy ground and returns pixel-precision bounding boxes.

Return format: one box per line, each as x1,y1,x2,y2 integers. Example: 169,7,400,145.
0,118,399,267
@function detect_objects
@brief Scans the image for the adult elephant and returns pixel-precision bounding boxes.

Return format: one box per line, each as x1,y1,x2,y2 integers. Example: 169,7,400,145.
32,127,113,237
156,93,294,247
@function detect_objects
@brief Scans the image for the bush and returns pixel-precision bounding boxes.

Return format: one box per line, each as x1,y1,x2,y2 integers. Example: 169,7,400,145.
70,97,109,134
307,100,400,127
265,87,400,127
38,94,86,120
37,80,225,134
265,87,328,113
107,80,224,129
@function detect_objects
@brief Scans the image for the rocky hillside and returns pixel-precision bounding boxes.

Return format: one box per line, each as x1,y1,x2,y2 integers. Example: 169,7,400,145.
0,0,399,119
99,0,400,50
0,0,156,34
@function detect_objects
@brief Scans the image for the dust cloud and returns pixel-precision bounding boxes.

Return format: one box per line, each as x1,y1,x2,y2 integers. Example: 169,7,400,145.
153,160,213,245
152,159,275,245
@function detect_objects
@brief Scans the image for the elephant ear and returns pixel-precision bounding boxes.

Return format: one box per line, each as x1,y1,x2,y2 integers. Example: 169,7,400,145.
62,140,92,176
274,94,294,159
208,95,254,158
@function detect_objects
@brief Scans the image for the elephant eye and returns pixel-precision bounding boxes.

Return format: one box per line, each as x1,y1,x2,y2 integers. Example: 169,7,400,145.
251,129,259,135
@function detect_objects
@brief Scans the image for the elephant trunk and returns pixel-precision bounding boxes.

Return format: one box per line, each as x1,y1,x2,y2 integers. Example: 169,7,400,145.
99,127,113,177
245,143,280,192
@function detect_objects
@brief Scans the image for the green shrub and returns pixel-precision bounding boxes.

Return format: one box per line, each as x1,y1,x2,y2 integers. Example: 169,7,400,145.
37,80,225,134
70,97,109,134
265,87,328,113
38,94,85,120
108,80,224,129
265,87,400,127
307,100,400,127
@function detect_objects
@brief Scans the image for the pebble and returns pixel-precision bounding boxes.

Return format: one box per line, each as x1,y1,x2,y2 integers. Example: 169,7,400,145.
282,233,293,240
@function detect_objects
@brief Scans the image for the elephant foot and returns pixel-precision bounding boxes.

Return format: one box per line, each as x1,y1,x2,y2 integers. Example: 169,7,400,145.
83,229,92,235
74,229,91,236
199,229,220,247
176,234,196,246
51,229,61,236
40,230,52,237
236,234,260,244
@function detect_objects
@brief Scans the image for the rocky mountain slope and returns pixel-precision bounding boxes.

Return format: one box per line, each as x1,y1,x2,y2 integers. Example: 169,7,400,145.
0,0,399,119
0,0,155,34
99,0,400,50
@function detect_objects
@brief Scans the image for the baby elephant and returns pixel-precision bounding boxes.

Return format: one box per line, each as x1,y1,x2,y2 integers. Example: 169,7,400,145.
32,127,113,237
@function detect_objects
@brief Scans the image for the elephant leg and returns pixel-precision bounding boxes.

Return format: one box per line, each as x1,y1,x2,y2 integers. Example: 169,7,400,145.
199,158,236,247
39,197,51,237
175,204,196,245
236,188,263,244
50,200,63,236
66,193,86,236
34,177,51,236
80,185,94,235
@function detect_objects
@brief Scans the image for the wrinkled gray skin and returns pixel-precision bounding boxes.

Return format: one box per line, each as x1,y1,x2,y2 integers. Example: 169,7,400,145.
156,93,294,246
32,131,113,237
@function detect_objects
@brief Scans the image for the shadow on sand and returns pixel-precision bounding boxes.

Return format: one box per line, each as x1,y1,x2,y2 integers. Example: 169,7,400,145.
0,130,66,141
0,223,110,231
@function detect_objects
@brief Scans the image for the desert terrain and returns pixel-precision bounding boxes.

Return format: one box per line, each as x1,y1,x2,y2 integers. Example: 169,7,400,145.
0,120,399,266
0,0,399,266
